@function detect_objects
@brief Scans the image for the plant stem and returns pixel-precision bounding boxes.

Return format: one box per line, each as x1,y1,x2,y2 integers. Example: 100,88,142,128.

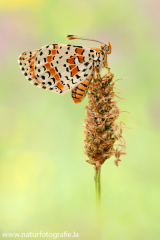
95,165,102,239
95,166,101,207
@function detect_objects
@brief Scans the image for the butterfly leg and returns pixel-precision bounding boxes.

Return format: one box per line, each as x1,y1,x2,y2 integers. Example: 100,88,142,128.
105,52,108,68
91,66,97,90
105,52,112,74
71,75,92,104
96,67,100,78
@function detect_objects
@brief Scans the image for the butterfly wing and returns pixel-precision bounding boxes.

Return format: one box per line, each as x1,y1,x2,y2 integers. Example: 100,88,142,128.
18,50,39,84
18,44,99,94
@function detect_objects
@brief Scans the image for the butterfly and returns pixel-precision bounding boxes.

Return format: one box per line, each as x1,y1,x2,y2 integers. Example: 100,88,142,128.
18,35,112,103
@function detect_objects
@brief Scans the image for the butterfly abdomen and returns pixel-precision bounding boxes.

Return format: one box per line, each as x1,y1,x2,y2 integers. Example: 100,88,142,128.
71,75,92,103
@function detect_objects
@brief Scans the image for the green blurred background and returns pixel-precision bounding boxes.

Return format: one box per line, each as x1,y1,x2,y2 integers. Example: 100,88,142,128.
0,0,160,239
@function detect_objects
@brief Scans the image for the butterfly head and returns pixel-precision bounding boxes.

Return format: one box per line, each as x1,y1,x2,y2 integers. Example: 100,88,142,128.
67,35,112,54
101,42,112,54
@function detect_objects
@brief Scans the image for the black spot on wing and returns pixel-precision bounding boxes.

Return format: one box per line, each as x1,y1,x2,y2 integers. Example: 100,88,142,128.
76,74,81,79
46,71,51,77
51,77,56,84
53,44,58,48
71,79,77,84
84,62,89,66
65,76,70,80
67,84,70,89
73,45,83,48
61,80,65,85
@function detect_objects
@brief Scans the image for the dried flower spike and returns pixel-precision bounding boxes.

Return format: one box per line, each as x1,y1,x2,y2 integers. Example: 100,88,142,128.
83,72,126,168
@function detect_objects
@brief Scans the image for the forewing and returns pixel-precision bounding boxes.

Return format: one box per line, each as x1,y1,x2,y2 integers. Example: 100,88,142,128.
34,44,96,94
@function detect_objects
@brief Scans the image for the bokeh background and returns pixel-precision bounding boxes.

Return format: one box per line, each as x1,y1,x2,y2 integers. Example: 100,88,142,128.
0,0,160,239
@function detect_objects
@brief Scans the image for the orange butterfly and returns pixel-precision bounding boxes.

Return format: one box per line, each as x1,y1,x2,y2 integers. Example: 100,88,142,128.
18,35,112,103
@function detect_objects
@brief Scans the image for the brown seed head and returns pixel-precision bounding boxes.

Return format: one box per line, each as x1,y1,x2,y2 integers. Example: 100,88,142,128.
83,73,126,167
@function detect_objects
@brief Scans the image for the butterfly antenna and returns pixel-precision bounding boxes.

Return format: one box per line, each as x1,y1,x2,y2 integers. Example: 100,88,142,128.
67,35,105,45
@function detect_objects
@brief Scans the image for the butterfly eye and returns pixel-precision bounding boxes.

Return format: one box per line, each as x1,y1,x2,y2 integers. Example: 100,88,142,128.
105,42,112,54
104,44,110,52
